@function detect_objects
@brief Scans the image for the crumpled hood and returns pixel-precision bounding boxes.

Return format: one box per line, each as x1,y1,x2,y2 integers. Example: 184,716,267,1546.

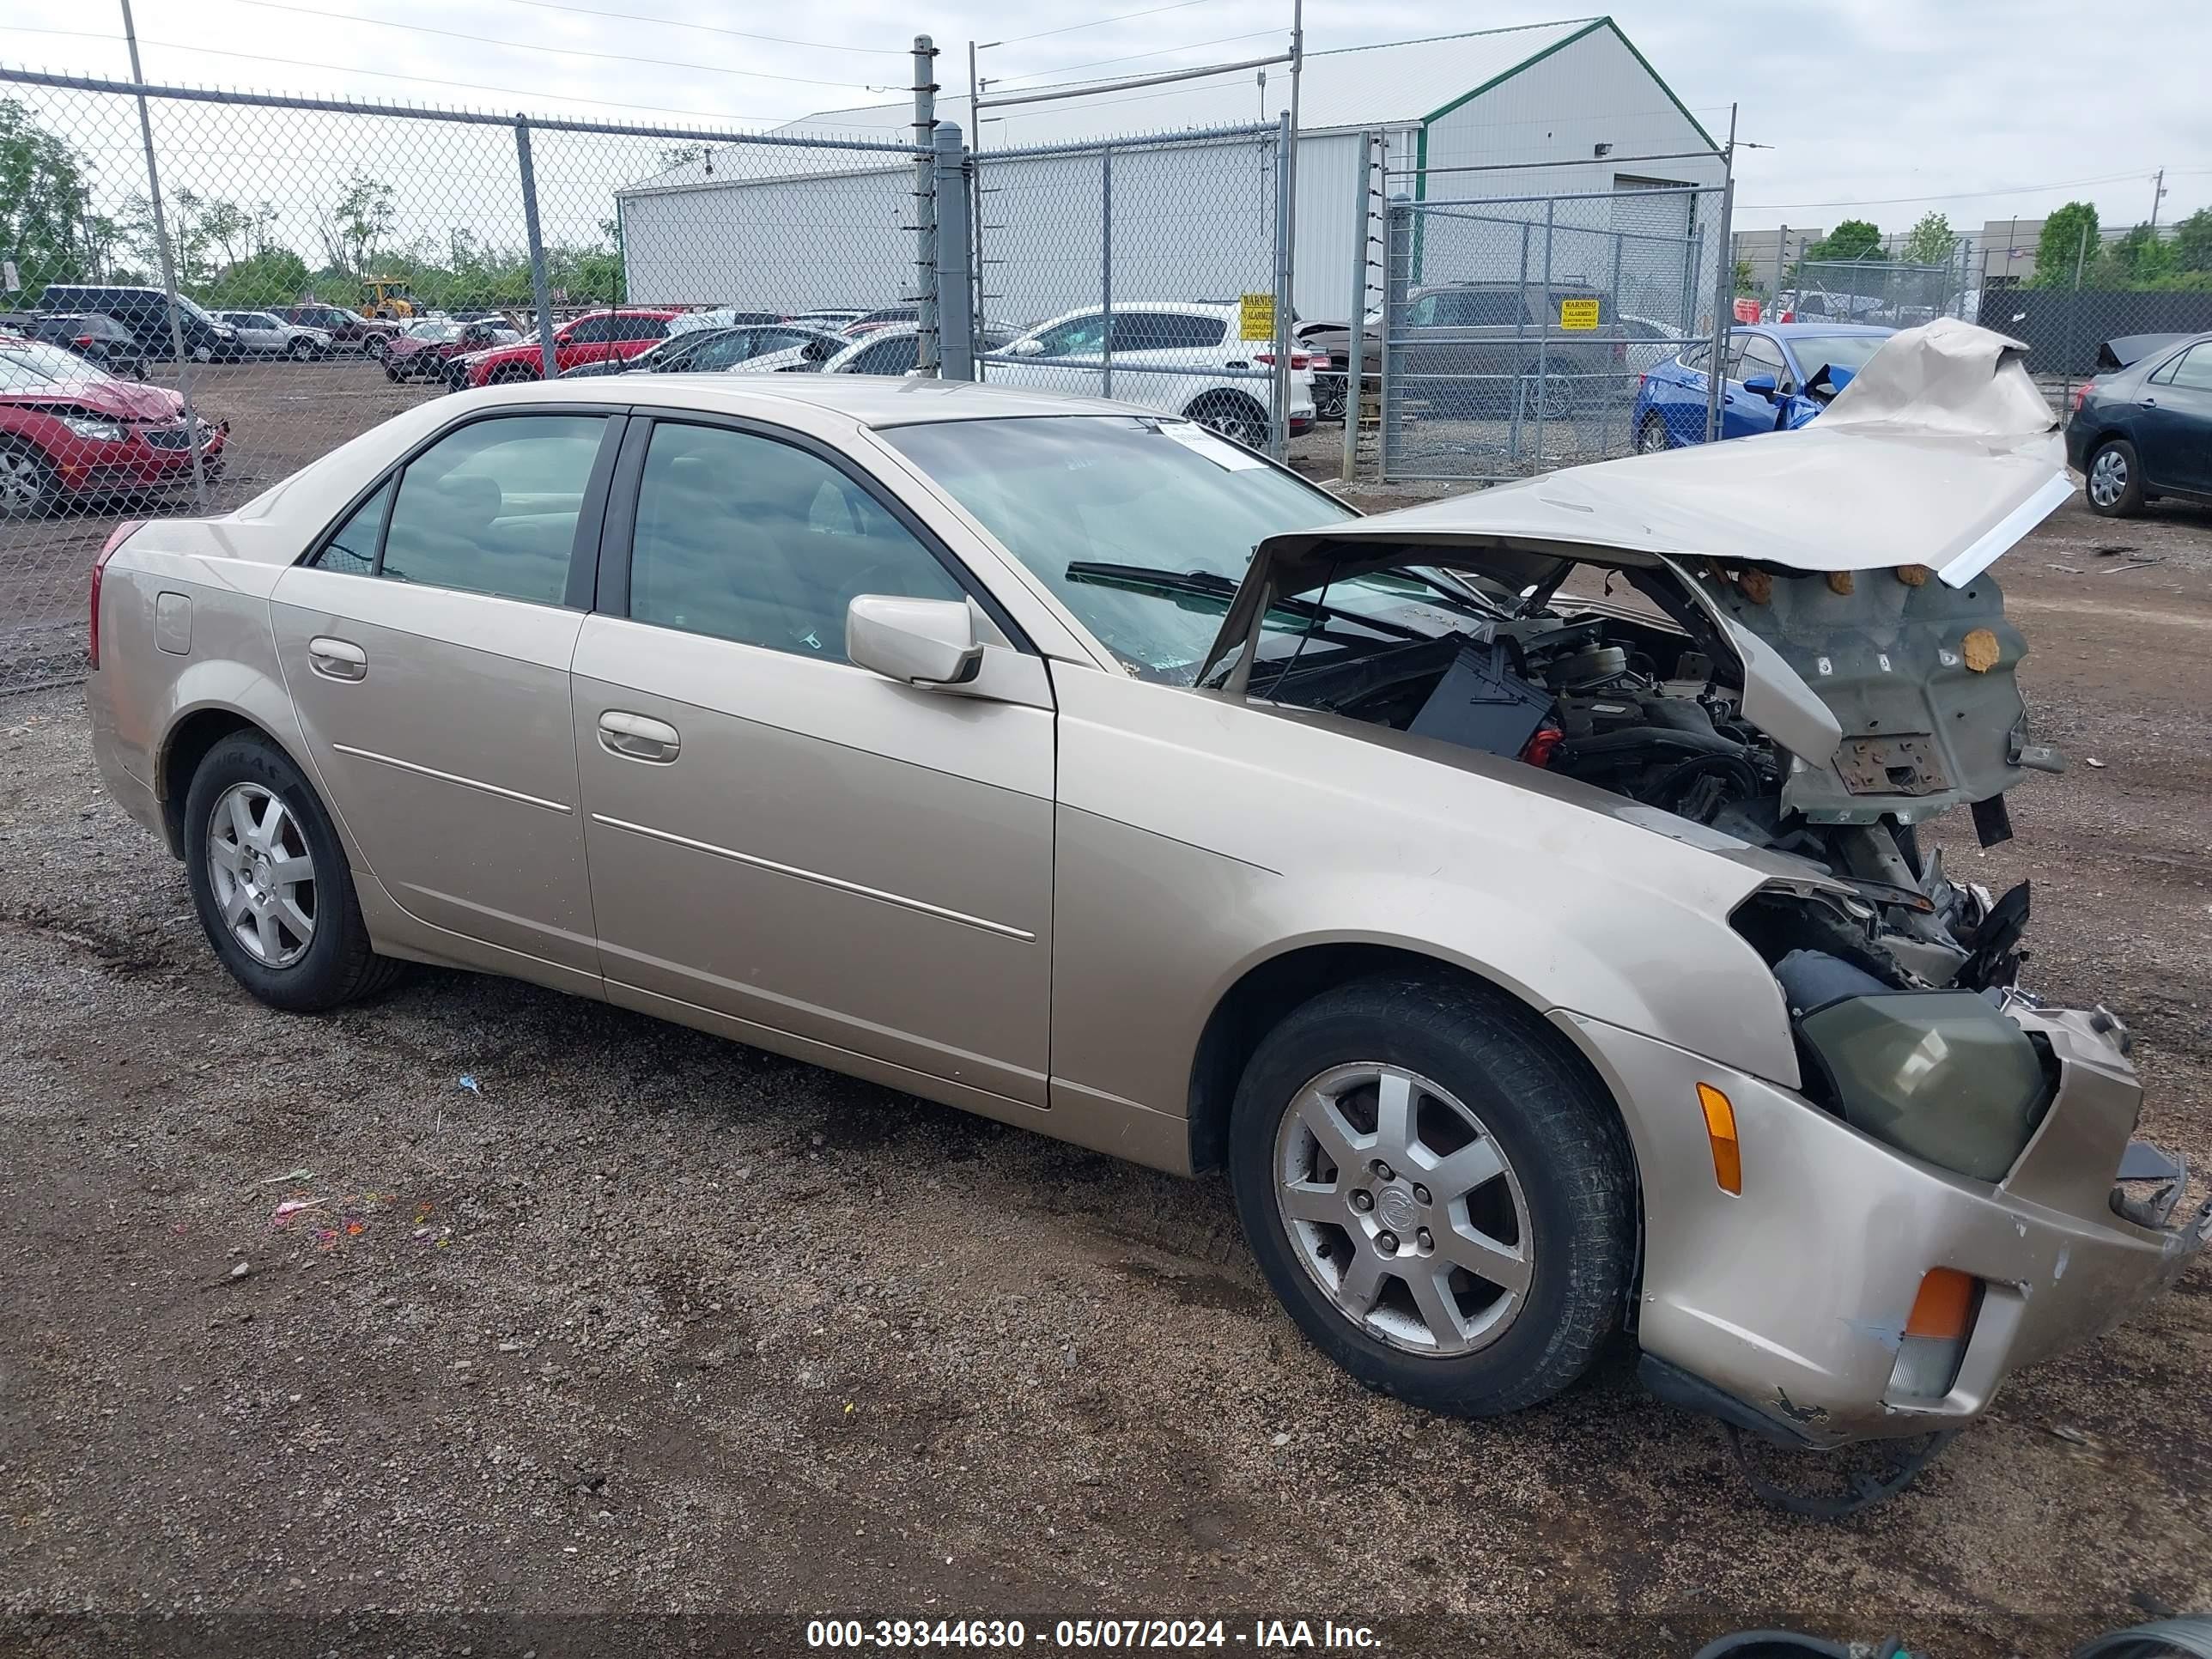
0,375,183,422
1201,319,2069,693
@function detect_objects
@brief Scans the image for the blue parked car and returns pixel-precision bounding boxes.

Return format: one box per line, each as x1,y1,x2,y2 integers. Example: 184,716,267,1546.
1631,323,1894,452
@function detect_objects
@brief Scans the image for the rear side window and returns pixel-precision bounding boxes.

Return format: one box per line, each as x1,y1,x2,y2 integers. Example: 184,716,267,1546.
1449,292,1525,326
682,331,759,370
1113,313,1226,351
2154,343,2212,390
626,421,962,659
614,316,669,343
371,415,607,603
313,482,393,576
564,316,613,344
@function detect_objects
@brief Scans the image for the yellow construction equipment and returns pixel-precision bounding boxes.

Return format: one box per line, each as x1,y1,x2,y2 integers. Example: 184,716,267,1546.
361,278,419,320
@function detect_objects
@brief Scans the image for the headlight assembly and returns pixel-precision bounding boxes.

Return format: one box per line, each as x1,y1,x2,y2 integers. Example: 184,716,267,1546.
1778,950,2051,1182
60,414,130,442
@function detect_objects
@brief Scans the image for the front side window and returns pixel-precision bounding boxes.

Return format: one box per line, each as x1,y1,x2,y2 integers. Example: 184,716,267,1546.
882,416,1364,684
1740,334,1790,387
563,315,613,344
374,415,606,603
681,330,759,370
848,335,919,376
1030,314,1108,356
627,421,963,660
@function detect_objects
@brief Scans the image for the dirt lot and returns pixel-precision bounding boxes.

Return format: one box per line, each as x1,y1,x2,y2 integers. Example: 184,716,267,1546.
2,404,2210,1654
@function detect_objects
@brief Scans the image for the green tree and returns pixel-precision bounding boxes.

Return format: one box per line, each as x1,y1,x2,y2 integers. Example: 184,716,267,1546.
0,98,94,298
1808,218,1885,262
2033,201,2100,287
1901,210,1956,267
2171,206,2212,274
2094,222,2175,288
321,173,395,277
1733,257,1756,295
204,245,310,307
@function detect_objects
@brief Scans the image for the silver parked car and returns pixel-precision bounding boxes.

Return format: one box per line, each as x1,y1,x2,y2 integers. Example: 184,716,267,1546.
85,322,2208,1468
216,310,331,361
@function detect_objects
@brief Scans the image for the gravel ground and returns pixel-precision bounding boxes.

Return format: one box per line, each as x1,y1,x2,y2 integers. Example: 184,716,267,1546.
2,441,2210,1655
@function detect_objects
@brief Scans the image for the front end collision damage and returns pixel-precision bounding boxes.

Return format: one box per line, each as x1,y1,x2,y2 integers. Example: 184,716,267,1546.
1196,320,2208,1456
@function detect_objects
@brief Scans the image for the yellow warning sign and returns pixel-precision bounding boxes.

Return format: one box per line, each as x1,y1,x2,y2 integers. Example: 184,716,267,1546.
1238,293,1277,342
1559,297,1601,331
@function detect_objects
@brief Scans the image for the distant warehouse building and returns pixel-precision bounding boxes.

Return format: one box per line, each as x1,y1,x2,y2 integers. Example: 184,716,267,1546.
614,15,1724,324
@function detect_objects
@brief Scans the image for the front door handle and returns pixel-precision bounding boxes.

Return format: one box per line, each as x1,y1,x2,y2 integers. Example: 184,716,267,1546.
598,710,680,763
307,636,367,681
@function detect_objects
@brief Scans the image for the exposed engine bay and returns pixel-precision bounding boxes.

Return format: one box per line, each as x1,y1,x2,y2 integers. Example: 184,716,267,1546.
1253,557,2051,997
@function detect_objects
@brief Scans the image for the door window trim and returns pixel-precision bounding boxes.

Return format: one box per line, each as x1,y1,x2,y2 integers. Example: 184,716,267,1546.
593,409,1036,655
299,405,629,614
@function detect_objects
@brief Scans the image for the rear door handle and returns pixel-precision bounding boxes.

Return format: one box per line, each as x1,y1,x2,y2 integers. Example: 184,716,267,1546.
598,710,680,763
307,636,367,681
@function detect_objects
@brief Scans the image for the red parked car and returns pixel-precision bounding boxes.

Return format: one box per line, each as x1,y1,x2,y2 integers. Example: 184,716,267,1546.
453,308,680,387
0,334,227,519
383,318,524,384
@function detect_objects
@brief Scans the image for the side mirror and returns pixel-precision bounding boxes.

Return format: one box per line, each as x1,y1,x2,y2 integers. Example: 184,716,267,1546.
1011,337,1047,356
1743,374,1779,401
848,595,982,690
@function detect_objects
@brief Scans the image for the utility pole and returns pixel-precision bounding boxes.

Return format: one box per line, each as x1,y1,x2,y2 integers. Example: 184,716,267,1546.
2149,167,2167,234
118,0,207,512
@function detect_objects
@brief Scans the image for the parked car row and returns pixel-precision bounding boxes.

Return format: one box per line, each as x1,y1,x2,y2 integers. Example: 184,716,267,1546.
427,302,1316,447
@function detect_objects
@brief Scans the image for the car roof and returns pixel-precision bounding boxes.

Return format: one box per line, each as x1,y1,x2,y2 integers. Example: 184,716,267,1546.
1755,323,1894,337
463,369,1154,428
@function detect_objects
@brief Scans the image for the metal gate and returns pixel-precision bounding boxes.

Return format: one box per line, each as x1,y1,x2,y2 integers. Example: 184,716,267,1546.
1376,183,1731,483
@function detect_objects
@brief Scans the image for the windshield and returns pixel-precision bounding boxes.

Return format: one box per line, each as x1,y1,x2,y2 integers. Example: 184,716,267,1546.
882,416,1427,684
174,294,217,325
1790,334,1890,376
408,320,461,342
0,338,116,385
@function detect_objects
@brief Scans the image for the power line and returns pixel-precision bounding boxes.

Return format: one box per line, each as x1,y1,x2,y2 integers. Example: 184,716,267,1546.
988,0,1218,50
231,0,879,90
996,30,1279,88
439,0,910,55
7,28,793,123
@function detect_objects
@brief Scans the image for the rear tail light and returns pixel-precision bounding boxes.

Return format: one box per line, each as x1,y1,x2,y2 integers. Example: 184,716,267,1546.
1252,351,1316,369
88,520,145,670
75,335,97,347
2072,379,2095,412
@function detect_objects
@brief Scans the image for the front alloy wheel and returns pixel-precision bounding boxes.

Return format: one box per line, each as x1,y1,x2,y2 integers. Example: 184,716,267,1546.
1274,1062,1531,1355
205,781,317,968
0,446,58,519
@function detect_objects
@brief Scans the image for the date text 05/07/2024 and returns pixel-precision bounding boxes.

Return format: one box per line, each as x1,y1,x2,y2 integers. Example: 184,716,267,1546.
805,1619,1384,1650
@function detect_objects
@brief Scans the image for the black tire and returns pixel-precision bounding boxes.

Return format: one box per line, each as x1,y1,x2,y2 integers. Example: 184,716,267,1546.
1186,391,1269,451
289,337,314,362
1313,374,1347,422
0,440,60,520
489,364,536,386
384,364,404,383
1635,412,1670,454
2085,437,2144,518
183,732,404,1012
1227,975,1634,1418
363,336,387,362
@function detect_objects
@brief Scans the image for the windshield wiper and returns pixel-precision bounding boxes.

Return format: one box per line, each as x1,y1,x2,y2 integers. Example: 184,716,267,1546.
1062,561,1427,641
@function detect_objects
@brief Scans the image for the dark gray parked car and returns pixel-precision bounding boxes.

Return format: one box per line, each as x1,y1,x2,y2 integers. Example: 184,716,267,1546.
1304,282,1631,421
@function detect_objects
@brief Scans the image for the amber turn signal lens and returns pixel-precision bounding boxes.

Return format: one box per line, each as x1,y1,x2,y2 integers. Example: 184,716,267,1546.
1905,1267,1977,1340
1696,1082,1741,1195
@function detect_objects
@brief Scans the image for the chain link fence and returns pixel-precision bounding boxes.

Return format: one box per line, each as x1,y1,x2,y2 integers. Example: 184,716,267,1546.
1374,181,1729,483
971,119,1300,456
0,69,933,691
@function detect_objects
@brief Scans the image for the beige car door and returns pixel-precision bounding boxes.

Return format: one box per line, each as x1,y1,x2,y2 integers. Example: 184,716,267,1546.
270,410,622,986
573,415,1057,1104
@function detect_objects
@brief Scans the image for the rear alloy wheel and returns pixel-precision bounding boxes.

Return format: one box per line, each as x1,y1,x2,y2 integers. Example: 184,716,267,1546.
1229,976,1633,1417
289,337,314,362
1635,412,1670,454
0,443,58,520
363,336,387,362
184,732,404,1011
2085,438,2144,517
1188,392,1269,451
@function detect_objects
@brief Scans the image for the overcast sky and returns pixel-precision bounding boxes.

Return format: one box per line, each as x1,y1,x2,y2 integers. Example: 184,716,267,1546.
3,0,2203,239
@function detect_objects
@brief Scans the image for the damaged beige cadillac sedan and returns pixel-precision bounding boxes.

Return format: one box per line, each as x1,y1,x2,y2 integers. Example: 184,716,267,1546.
88,319,2207,1488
